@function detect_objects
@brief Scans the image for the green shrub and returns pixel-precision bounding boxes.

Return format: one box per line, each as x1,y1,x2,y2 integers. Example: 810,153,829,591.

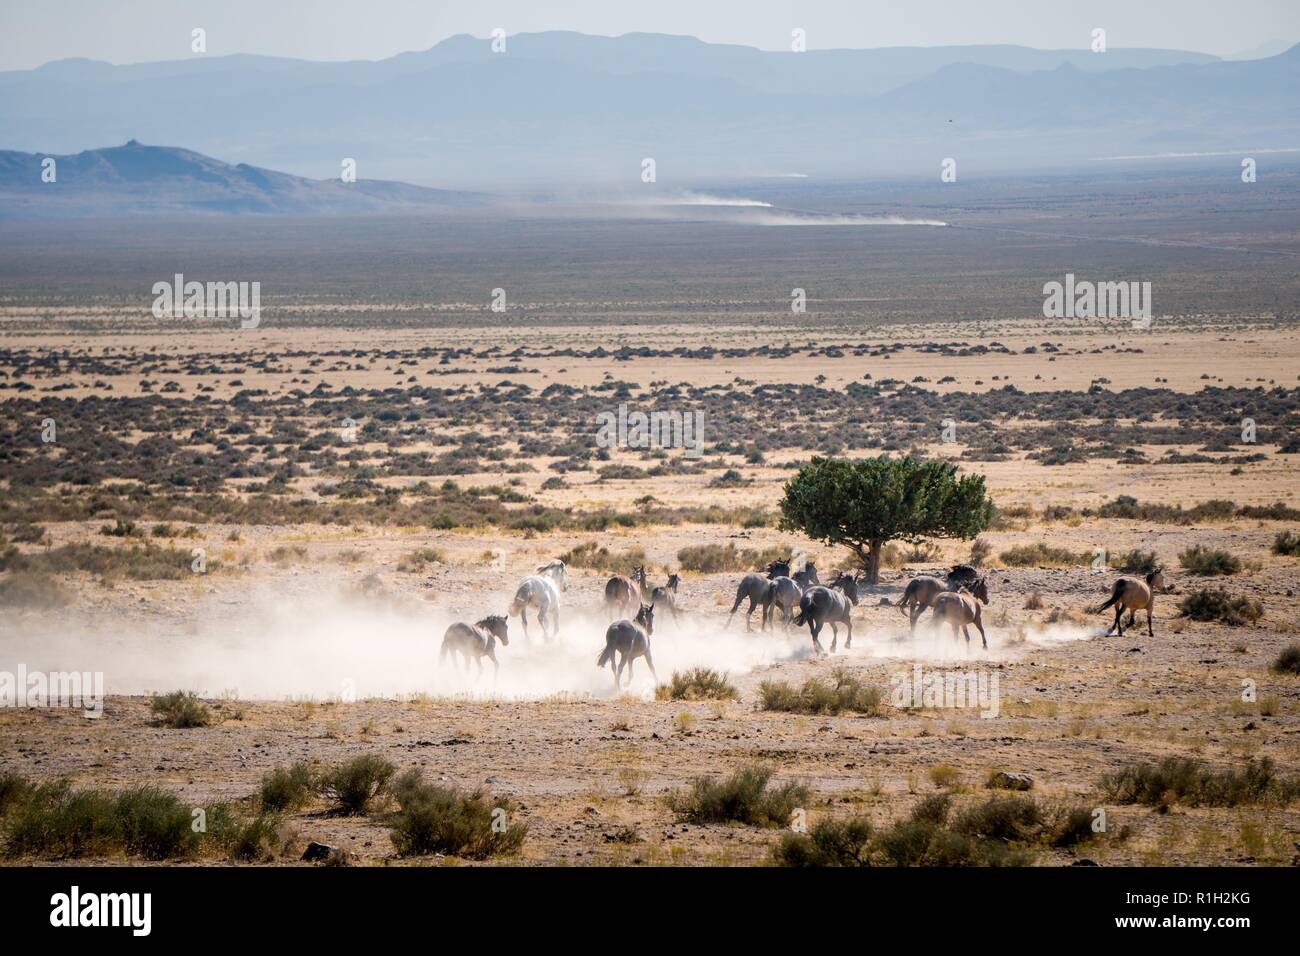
675,543,789,574
1178,545,1242,576
388,769,526,858
150,691,213,728
1116,549,1160,574
259,762,316,812
320,755,395,815
758,671,883,715
773,817,874,867
668,764,808,828
1177,589,1264,626
998,542,1088,567
1271,644,1300,675
559,541,647,573
1100,757,1299,807
113,786,202,860
656,668,739,701
1271,531,1300,557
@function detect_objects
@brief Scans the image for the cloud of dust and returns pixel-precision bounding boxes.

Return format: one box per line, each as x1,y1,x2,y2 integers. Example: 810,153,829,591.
0,588,1101,703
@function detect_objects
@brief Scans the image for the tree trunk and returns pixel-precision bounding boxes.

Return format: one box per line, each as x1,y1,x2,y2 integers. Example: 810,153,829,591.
864,540,883,585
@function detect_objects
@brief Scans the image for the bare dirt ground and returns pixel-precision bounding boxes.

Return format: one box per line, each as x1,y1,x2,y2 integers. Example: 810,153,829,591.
1,318,1298,866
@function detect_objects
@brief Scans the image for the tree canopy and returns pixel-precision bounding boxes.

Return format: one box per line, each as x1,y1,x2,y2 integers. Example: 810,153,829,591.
778,455,995,583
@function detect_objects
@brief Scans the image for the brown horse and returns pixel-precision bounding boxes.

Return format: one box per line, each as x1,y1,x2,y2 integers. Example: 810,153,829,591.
898,575,989,635
930,588,988,650
596,604,657,691
604,571,641,621
1095,568,1167,638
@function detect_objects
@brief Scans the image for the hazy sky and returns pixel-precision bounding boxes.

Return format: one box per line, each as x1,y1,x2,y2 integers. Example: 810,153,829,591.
1,0,1296,70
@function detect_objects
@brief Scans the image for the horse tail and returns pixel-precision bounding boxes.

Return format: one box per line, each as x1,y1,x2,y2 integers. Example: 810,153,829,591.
1093,581,1123,614
896,582,914,614
792,594,812,627
596,639,616,668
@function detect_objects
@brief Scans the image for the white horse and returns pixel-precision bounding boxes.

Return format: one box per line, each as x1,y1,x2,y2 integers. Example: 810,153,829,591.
508,559,567,641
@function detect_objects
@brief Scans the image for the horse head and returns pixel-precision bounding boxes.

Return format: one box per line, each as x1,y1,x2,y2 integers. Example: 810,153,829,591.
766,559,791,579
537,559,568,591
635,603,655,635
479,614,510,646
666,572,681,592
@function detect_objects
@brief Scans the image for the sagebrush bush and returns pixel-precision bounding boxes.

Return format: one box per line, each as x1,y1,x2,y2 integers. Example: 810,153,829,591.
1116,549,1160,574
1100,757,1299,807
319,755,395,815
998,542,1087,567
758,670,882,715
1272,531,1300,557
1178,545,1242,576
668,764,808,828
773,817,874,867
1177,589,1263,626
259,762,316,811
388,769,526,858
676,543,789,574
1271,644,1300,675
656,668,739,701
150,691,212,728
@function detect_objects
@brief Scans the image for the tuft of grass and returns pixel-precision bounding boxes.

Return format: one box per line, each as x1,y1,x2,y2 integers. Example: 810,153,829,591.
1179,545,1242,576
397,547,446,572
150,691,213,728
1177,589,1264,626
1100,757,1300,808
668,764,808,828
388,768,526,858
656,668,739,701
1270,644,1300,675
259,762,316,812
319,755,395,815
675,543,789,574
928,764,962,789
560,540,647,573
758,670,883,716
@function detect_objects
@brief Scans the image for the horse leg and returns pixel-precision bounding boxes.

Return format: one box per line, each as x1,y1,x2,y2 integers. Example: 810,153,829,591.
614,653,625,691
520,607,530,641
910,604,922,637
810,619,825,656
844,616,854,650
974,613,987,651
626,656,634,683
644,649,658,685
829,622,838,652
1147,599,1154,638
1112,604,1124,637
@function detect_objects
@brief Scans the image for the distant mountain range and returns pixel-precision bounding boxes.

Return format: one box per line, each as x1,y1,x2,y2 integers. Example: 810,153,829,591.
1,31,1297,189
0,141,484,218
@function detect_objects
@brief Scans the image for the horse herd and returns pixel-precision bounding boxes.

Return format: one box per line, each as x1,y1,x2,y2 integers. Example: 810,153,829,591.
438,555,1172,689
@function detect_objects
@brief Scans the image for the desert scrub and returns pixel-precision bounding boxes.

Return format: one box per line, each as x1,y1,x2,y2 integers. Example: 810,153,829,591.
1271,644,1300,675
1178,545,1242,576
560,540,647,573
259,762,316,812
656,668,739,701
319,755,395,815
150,691,213,728
388,769,526,858
758,670,883,715
998,542,1088,567
1177,589,1263,626
774,794,1093,867
1273,531,1300,557
1100,757,1300,808
1116,549,1160,574
2,780,201,860
668,764,808,828
396,547,445,572
675,542,789,574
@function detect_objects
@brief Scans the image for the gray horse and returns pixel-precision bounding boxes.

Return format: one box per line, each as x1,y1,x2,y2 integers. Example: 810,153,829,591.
766,575,805,631
898,574,990,636
440,614,509,676
792,571,861,654
596,604,657,691
650,572,683,626
508,559,567,641
728,573,775,631
767,558,820,590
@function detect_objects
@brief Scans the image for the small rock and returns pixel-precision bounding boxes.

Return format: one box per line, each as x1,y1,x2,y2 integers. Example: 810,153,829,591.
987,771,1034,791
301,841,337,862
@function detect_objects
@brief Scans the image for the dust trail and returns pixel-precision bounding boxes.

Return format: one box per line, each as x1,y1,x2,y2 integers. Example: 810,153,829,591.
0,590,1101,703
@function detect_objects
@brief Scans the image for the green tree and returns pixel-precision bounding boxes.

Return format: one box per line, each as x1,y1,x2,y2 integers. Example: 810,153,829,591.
778,456,995,584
